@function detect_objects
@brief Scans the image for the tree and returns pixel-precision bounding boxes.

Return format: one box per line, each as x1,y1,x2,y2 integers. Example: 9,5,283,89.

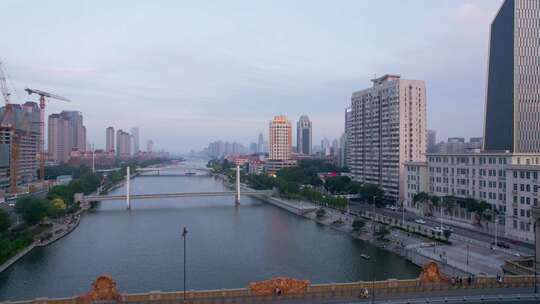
431,195,441,207
51,198,67,210
48,185,73,204
352,218,366,231
375,225,390,240
360,184,385,205
316,208,326,218
443,229,452,241
0,209,11,234
15,197,50,225
324,176,352,194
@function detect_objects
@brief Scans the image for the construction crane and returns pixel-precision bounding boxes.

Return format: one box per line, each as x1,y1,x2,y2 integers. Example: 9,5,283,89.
0,59,11,104
25,88,71,182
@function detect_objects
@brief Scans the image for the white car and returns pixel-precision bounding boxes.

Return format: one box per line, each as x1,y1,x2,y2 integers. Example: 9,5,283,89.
431,227,444,234
414,219,427,224
441,226,454,232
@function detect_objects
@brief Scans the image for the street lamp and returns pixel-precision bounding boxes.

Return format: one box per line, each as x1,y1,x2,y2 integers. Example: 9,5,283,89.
466,244,469,274
534,217,538,294
371,259,377,304
181,226,188,302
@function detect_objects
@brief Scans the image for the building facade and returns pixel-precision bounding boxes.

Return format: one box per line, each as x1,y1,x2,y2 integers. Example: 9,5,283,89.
131,127,140,154
147,139,154,153
106,126,115,153
296,115,312,155
483,0,540,152
48,111,86,163
405,152,540,243
269,115,292,161
427,130,437,153
116,129,131,158
348,74,427,201
0,102,40,193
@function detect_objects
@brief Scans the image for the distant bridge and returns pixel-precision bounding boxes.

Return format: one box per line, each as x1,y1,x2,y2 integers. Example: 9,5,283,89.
78,165,250,210
83,191,271,202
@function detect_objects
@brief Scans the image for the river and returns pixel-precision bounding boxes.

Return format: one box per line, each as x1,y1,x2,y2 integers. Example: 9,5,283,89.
0,160,419,301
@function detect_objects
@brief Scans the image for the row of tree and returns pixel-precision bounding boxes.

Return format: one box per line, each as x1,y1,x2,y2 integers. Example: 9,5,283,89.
413,191,492,225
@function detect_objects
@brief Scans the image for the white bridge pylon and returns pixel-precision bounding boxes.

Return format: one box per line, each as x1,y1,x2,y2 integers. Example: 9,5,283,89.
125,165,241,210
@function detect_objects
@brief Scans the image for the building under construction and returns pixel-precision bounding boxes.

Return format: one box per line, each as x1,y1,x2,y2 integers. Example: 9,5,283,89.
0,102,40,193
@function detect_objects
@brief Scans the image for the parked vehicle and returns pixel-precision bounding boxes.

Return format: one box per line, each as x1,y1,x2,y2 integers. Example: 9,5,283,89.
415,219,427,224
430,227,444,234
492,241,510,249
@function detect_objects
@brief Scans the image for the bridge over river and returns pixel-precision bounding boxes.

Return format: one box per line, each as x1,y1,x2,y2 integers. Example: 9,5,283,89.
77,165,269,210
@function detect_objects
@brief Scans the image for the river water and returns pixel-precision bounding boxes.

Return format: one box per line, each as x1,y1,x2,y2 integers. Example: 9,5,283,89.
0,160,419,301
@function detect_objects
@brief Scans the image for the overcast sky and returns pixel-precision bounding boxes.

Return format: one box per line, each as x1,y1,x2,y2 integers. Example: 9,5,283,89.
0,0,502,153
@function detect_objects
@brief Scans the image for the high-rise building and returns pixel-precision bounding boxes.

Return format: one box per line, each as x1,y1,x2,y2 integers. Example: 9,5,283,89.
269,115,292,161
348,74,426,200
249,142,257,154
344,107,352,168
131,127,140,154
0,102,40,192
147,139,154,153
427,130,437,153
483,0,540,152
106,126,115,153
48,111,86,163
338,132,347,168
321,138,330,156
296,115,312,155
257,133,264,153
60,111,86,152
116,129,131,158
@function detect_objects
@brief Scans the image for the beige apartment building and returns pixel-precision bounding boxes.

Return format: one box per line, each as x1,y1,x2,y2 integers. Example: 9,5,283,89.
266,115,295,175
405,152,540,243
348,74,426,201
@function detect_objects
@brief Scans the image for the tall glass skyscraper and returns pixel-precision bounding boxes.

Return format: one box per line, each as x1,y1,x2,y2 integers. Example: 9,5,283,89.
484,0,540,152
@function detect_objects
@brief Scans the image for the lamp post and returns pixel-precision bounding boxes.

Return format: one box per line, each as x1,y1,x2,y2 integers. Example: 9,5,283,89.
535,217,538,294
371,259,376,304
182,226,188,302
466,244,469,274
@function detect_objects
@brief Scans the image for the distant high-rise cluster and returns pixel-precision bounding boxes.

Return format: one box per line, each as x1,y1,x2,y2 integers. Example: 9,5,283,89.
206,140,248,158
48,111,87,163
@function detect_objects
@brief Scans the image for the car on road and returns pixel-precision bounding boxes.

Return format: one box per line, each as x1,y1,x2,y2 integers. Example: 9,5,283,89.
385,205,398,211
430,227,444,234
441,226,453,232
492,241,510,249
414,219,426,224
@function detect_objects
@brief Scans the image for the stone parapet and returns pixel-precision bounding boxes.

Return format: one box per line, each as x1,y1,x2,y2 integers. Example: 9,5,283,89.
5,274,537,304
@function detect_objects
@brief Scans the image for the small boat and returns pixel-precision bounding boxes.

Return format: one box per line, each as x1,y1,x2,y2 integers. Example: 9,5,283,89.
185,171,196,176
360,254,370,260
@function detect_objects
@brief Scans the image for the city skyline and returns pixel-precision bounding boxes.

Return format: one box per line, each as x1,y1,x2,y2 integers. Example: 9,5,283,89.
0,0,502,152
